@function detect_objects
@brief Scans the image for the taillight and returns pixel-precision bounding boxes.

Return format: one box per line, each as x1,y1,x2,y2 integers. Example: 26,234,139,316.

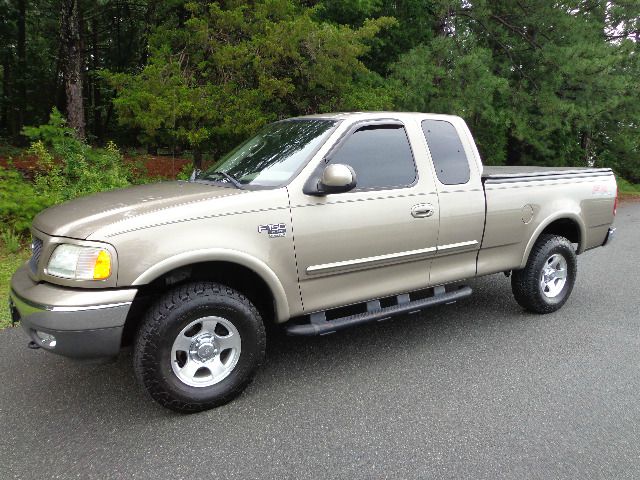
613,186,618,216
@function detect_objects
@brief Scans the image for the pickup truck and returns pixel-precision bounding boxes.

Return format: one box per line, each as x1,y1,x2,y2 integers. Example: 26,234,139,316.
9,112,617,412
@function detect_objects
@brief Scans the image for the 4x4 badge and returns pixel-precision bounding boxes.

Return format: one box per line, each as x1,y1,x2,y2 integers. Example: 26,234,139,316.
258,223,286,238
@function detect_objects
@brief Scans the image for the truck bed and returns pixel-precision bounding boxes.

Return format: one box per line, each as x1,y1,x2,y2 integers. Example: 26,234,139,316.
482,166,612,183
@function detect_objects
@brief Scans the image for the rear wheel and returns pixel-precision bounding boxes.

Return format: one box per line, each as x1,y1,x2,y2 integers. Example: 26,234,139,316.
133,282,266,413
511,234,577,314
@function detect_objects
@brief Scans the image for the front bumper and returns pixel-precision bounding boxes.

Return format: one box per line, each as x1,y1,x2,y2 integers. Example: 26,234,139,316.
9,265,137,359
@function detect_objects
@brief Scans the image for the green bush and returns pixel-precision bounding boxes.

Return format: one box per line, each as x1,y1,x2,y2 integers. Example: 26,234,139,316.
24,108,133,201
0,227,22,253
176,162,193,181
0,167,53,234
0,108,138,236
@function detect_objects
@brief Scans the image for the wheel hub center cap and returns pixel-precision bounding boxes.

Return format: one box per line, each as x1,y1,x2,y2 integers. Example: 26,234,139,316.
198,344,214,358
190,335,218,362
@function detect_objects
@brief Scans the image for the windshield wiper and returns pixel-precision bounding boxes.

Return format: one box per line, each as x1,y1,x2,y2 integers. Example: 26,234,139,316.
201,171,244,189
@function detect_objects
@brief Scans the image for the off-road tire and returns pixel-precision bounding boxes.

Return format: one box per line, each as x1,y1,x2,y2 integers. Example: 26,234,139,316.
511,234,577,314
133,282,266,413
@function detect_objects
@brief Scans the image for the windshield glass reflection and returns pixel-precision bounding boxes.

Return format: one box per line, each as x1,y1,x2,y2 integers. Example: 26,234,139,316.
197,119,336,187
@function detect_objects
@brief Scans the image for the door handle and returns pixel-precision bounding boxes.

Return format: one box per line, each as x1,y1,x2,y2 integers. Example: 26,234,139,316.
411,203,435,218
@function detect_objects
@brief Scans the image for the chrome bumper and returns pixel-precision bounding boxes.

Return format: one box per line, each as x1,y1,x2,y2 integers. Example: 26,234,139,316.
9,264,137,359
602,227,616,247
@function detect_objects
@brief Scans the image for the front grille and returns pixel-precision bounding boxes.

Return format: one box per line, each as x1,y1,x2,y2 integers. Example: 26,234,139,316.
29,237,43,273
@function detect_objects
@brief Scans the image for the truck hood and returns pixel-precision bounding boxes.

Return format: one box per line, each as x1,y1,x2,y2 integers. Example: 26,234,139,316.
33,182,245,239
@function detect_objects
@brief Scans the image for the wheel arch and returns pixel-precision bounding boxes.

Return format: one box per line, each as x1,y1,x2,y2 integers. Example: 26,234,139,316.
127,248,290,321
520,213,586,269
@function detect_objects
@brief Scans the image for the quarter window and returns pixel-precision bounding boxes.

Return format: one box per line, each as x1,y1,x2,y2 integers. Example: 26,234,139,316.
421,120,470,185
329,125,416,190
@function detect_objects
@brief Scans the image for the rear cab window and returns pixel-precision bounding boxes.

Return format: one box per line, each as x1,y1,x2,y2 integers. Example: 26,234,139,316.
421,120,470,185
329,124,417,190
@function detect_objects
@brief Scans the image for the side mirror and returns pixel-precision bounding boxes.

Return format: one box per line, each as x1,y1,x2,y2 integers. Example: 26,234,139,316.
317,164,356,195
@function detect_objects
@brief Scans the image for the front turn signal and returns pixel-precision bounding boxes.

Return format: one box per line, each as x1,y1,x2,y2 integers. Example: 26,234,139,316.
93,250,112,280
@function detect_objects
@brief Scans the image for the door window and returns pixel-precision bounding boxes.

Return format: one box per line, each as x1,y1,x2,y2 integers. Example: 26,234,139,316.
421,120,470,185
329,125,416,190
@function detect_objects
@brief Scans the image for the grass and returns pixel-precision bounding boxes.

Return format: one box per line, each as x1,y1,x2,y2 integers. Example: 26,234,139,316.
617,177,640,197
0,245,30,329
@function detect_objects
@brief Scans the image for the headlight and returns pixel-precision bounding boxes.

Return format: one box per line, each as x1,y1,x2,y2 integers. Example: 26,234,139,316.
46,244,112,280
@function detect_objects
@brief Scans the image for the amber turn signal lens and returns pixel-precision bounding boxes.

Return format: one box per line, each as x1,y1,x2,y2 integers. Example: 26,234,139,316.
93,250,112,280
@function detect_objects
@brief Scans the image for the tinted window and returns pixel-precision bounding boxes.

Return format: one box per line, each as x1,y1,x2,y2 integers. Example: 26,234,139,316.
329,125,416,189
421,120,470,185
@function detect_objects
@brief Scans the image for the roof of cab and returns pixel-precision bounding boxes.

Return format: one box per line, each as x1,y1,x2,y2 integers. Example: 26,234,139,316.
289,111,462,123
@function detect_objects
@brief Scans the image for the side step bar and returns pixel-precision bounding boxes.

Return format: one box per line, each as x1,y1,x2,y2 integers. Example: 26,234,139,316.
285,285,472,336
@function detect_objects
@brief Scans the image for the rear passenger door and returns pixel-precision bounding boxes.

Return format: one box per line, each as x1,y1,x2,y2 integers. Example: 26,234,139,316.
421,118,485,285
289,121,440,314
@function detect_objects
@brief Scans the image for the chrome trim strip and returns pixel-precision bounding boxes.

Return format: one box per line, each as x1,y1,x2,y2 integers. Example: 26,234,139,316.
49,302,133,312
306,240,480,274
436,240,479,252
306,246,437,274
10,290,132,314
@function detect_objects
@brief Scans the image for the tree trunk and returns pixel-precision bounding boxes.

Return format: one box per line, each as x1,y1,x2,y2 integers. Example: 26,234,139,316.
91,18,102,142
60,0,85,139
193,150,203,170
16,0,26,133
139,1,156,65
53,42,66,115
581,131,592,166
104,96,114,134
1,54,10,134
506,132,521,166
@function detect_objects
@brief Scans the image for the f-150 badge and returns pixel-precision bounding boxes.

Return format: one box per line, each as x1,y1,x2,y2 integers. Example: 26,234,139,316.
258,223,286,238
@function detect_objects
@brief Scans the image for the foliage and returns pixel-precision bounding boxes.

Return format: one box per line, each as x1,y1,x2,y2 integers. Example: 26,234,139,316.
176,162,194,181
390,36,509,164
106,0,395,159
1,0,639,182
318,0,640,176
0,166,52,234
0,227,21,254
617,177,640,195
23,108,133,203
0,0,61,139
0,246,30,329
0,109,136,236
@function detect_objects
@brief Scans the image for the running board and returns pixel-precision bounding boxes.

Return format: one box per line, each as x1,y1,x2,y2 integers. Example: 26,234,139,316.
285,285,472,336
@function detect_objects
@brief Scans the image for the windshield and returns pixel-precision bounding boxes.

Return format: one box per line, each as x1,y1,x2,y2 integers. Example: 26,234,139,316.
196,119,337,187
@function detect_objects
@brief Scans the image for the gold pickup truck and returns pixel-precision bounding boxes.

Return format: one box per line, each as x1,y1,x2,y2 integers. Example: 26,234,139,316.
9,112,617,412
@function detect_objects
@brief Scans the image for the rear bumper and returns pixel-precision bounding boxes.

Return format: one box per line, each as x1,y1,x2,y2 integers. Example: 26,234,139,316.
9,264,137,359
602,227,616,247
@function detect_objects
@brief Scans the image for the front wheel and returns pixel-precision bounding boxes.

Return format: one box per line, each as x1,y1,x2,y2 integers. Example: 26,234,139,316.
511,234,577,314
133,282,266,413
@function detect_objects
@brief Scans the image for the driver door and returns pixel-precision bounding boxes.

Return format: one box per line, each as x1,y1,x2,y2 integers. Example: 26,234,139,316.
288,121,440,313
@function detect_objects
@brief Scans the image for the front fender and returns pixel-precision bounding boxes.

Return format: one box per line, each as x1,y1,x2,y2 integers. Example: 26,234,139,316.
132,248,290,322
